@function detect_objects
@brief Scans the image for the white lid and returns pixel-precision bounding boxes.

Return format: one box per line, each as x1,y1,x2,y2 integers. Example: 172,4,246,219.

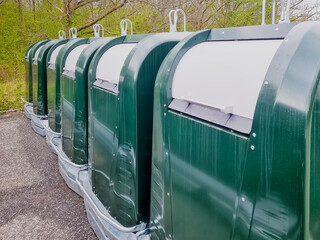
49,44,66,66
96,43,137,85
64,44,89,72
171,40,283,120
33,46,44,62
26,48,32,59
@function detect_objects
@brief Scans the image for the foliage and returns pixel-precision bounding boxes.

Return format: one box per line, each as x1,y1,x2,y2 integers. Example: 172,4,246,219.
0,79,24,111
0,0,318,111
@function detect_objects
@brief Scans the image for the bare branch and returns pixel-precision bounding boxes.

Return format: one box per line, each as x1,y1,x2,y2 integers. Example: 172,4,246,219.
47,0,63,13
77,1,127,31
146,22,167,33
73,0,100,11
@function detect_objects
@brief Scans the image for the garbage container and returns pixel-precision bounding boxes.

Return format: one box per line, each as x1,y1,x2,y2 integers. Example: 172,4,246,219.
24,40,49,118
31,39,67,136
147,21,320,240
47,35,102,131
76,27,190,238
44,38,69,153
45,26,102,155
24,42,37,105
58,35,114,194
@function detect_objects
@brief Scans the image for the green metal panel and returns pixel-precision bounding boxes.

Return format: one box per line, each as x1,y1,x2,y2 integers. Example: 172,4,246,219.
47,67,58,130
88,34,148,227
32,64,38,107
25,42,37,103
61,38,102,159
72,38,113,165
309,81,320,239
88,33,187,228
32,39,62,115
61,74,75,157
147,22,320,240
237,22,320,240
167,113,248,240
47,39,69,131
27,40,49,104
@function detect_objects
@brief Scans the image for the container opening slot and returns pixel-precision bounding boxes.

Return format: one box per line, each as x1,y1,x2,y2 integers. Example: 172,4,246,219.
169,99,252,134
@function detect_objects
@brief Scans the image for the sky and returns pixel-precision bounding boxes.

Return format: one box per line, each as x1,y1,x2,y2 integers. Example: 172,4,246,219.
297,0,320,18
303,0,319,4
300,0,320,7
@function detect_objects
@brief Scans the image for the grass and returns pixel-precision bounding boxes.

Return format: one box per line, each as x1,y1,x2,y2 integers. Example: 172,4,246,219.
0,79,25,112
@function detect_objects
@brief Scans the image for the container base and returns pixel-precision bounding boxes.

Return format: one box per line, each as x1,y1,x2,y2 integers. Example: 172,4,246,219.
57,144,84,196
31,116,46,136
78,170,148,240
24,103,33,119
45,128,61,155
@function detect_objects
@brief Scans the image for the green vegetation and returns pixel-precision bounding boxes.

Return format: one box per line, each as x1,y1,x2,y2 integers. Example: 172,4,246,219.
0,0,318,111
0,79,25,111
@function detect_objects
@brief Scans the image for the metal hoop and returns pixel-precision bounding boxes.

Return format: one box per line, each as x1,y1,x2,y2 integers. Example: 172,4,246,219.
69,27,77,39
173,9,186,32
59,30,66,39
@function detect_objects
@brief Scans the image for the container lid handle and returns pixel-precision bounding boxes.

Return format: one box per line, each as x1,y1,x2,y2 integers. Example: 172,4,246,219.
173,9,186,32
169,10,176,32
120,19,127,36
59,30,66,39
120,19,133,36
279,0,291,24
69,27,77,39
93,24,104,37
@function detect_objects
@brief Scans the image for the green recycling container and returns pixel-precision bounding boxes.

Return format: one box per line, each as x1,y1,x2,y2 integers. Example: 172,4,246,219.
24,42,37,104
26,40,49,105
60,37,113,165
33,39,65,116
47,38,96,133
87,32,189,228
148,22,320,240
46,39,69,133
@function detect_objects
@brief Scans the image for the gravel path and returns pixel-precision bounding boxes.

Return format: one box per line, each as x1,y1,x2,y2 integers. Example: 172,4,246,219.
0,112,97,240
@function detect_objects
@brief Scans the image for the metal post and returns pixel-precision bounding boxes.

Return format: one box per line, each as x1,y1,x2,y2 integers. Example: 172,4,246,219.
262,0,266,25
285,0,291,23
272,0,276,24
280,0,285,22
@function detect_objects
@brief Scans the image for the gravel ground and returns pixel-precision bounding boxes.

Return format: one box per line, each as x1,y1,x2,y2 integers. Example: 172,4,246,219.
0,112,98,240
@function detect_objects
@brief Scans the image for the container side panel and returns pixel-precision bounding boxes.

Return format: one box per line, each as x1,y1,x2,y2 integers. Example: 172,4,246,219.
309,82,320,239
37,60,48,116
32,64,38,113
61,75,75,160
73,40,108,165
25,61,31,102
119,41,180,225
168,111,248,240
47,68,56,131
90,88,127,223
